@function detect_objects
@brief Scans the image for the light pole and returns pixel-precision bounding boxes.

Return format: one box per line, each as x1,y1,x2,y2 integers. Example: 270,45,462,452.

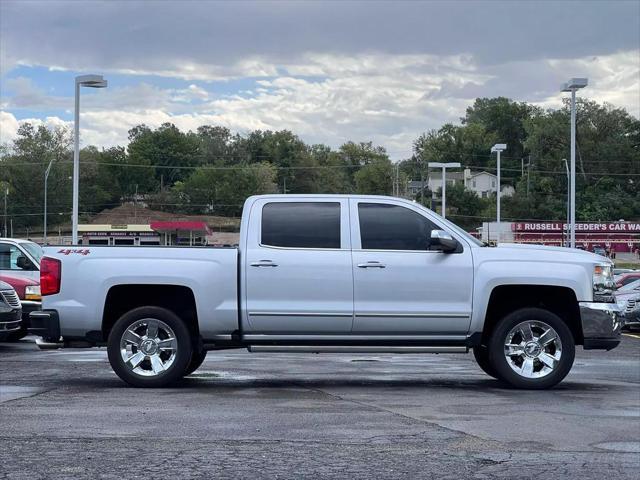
3,186,7,237
491,143,507,243
73,74,107,244
561,78,588,249
427,162,461,219
563,158,570,247
43,159,53,244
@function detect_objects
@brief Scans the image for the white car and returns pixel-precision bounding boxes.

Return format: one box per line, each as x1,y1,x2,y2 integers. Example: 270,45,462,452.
0,238,42,282
30,195,622,389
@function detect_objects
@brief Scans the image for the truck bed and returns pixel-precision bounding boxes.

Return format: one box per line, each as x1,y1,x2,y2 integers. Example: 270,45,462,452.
42,246,239,339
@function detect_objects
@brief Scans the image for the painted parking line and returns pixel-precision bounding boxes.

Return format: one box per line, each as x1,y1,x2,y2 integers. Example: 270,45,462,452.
622,333,640,339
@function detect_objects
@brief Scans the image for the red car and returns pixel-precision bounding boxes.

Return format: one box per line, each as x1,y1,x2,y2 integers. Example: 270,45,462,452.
616,272,640,289
0,274,41,340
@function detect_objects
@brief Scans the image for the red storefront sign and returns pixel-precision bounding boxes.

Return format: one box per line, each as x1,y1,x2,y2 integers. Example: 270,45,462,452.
511,222,640,252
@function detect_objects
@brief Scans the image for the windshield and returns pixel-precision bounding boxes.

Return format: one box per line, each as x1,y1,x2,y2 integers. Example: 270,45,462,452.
21,242,43,265
619,279,640,292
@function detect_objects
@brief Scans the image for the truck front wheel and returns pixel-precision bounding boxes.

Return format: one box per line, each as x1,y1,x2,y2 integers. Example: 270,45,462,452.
184,350,208,376
107,306,193,388
487,308,575,389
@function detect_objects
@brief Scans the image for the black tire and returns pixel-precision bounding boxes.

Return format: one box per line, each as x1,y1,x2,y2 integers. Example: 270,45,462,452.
184,349,208,376
107,306,193,388
488,307,575,389
473,346,498,379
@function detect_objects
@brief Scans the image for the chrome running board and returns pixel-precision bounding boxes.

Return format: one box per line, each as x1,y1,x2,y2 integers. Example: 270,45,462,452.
247,345,467,354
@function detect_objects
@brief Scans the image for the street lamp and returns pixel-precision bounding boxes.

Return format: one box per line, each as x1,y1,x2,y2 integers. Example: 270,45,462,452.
491,143,507,243
43,159,53,244
561,77,588,249
427,162,461,219
563,158,570,247
73,74,107,244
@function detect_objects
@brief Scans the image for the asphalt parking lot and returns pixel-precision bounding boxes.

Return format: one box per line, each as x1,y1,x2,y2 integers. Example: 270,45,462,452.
1,335,639,480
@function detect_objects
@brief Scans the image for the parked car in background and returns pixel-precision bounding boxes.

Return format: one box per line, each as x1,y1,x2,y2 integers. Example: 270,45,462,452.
614,268,636,276
615,272,640,289
0,280,22,341
0,274,41,340
615,279,640,330
593,246,607,257
0,238,43,282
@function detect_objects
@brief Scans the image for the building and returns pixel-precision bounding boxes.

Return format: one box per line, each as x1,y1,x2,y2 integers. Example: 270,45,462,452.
78,221,212,246
78,224,159,246
408,168,514,201
426,170,465,195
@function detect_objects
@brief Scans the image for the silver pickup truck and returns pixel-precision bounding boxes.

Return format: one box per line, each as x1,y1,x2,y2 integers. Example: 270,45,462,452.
30,195,622,389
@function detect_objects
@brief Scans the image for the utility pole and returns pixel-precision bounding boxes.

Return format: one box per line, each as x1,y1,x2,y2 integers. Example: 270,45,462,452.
427,162,461,219
526,155,532,197
43,160,53,243
3,186,7,237
420,156,425,205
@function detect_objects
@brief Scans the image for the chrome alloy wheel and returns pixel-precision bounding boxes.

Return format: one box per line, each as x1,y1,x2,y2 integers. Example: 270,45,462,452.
504,320,562,379
119,318,178,377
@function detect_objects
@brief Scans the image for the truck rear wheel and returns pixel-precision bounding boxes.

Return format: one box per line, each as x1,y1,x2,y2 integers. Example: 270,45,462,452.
107,306,193,388
487,308,575,389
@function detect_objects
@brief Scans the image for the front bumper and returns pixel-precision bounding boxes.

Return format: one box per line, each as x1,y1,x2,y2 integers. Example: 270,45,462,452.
0,308,22,339
580,301,623,350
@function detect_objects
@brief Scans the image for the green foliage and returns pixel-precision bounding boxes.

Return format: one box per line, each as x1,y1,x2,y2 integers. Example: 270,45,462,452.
438,183,489,231
354,158,393,195
1,96,638,236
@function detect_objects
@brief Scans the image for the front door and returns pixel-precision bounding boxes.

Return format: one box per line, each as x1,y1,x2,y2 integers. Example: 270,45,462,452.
350,199,473,335
243,198,353,335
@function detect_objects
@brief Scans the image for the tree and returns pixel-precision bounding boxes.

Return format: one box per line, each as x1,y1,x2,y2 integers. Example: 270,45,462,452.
175,162,277,216
354,158,393,195
439,183,489,231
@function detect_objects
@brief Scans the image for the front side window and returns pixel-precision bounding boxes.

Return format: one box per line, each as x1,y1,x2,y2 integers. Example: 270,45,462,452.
0,244,30,270
262,202,341,249
358,203,439,251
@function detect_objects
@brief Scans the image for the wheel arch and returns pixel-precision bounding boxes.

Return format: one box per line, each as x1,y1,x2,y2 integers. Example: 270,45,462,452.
480,284,583,346
102,284,199,341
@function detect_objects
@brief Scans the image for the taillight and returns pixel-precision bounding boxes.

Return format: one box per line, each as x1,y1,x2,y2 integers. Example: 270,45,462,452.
40,257,61,296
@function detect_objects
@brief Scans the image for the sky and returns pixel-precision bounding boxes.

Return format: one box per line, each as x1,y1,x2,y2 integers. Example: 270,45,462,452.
1,0,639,159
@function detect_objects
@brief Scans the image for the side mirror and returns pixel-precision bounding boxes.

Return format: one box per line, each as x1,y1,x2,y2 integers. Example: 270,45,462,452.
16,255,34,271
430,230,458,253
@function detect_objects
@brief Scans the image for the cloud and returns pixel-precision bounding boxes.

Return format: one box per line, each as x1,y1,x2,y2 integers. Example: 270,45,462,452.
2,49,638,160
1,1,638,80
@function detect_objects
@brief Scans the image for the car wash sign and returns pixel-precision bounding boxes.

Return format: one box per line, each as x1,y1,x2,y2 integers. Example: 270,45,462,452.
513,222,640,232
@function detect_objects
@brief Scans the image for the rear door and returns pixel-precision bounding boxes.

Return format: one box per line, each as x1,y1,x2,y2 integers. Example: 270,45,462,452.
350,199,473,335
243,198,353,334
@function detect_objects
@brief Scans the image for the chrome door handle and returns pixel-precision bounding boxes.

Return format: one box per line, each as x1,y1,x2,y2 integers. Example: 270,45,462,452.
357,261,386,268
250,260,278,267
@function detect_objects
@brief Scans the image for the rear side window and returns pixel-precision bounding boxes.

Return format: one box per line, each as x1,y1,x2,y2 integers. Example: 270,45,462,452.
358,203,439,251
262,202,341,249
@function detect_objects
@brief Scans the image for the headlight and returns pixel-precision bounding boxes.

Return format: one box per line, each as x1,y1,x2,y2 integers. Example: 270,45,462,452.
593,264,615,302
25,285,41,301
